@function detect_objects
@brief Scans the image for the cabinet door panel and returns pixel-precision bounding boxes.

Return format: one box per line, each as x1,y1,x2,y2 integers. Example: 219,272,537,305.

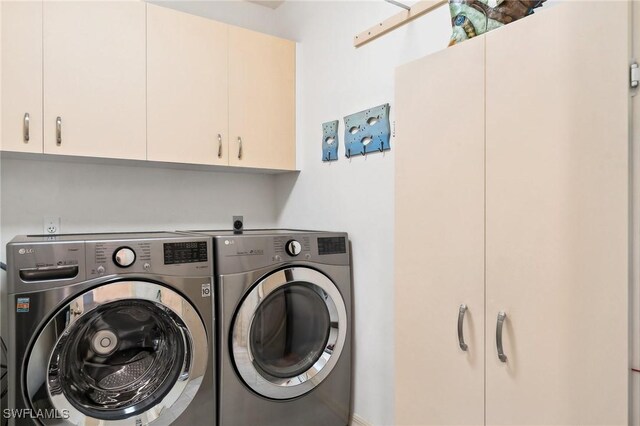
228,26,295,170
395,36,485,425
485,3,629,425
43,1,146,160
147,4,229,165
2,1,42,153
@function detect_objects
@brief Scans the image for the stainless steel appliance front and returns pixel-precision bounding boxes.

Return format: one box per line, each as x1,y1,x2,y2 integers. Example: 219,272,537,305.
189,230,353,426
231,267,347,399
3,233,215,426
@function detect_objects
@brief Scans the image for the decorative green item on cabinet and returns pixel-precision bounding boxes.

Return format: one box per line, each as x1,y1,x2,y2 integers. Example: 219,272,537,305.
448,0,546,46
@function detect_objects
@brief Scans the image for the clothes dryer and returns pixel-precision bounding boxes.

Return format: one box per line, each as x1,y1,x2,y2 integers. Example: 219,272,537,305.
188,230,352,426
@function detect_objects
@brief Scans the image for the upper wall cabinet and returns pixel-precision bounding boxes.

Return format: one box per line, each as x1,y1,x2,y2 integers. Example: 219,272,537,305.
0,2,296,171
1,1,43,153
228,26,296,171
43,1,146,160
147,4,229,166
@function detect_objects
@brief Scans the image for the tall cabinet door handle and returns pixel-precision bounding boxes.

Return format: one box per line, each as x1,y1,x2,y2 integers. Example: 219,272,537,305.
237,136,243,160
496,311,508,362
23,113,30,143
458,304,468,351
217,134,223,158
56,117,62,146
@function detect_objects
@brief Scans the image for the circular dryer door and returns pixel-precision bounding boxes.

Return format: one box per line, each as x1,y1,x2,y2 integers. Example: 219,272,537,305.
231,267,347,399
26,281,208,425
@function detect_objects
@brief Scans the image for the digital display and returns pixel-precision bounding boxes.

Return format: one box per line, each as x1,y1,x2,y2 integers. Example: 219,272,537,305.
317,237,346,255
164,241,208,265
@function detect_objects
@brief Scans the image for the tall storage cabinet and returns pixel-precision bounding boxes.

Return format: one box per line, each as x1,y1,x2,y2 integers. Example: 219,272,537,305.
395,2,630,425
395,35,485,426
484,2,629,424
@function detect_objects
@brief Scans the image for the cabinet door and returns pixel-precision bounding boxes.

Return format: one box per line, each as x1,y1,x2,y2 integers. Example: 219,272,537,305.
43,1,146,160
1,1,42,153
485,2,629,425
395,36,485,425
228,26,295,170
147,4,229,166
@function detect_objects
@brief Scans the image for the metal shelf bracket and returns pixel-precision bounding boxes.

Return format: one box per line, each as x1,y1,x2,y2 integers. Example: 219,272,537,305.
354,0,447,48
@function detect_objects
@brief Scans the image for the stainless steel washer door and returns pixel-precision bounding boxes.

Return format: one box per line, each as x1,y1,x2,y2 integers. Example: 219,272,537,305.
232,267,347,400
26,281,208,425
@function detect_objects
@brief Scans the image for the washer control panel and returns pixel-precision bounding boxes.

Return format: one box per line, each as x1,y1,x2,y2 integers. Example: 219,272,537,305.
113,247,136,268
86,237,211,278
285,240,302,256
164,241,208,265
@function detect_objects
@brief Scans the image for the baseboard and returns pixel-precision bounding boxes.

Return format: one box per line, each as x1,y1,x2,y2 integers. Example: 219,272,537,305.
351,413,372,426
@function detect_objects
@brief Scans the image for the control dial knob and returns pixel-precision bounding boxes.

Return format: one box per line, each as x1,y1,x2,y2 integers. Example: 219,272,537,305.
113,247,136,267
285,240,302,256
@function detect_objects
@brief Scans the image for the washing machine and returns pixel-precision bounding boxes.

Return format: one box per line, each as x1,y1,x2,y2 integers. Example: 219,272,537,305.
188,229,352,426
2,232,215,425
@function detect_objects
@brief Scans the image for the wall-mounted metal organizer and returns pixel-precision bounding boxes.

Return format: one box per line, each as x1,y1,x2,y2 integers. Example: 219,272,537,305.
322,120,339,162
344,103,391,158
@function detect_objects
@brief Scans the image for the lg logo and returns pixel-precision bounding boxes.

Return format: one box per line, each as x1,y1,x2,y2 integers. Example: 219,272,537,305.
18,248,34,255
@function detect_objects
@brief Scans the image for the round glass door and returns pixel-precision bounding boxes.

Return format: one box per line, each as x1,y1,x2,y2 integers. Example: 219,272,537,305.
27,281,208,425
232,267,347,400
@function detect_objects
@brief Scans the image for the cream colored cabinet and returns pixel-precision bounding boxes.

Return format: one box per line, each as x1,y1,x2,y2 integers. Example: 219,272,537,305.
1,1,43,153
147,4,229,166
43,1,146,160
484,2,629,424
229,26,296,170
1,2,296,170
395,35,485,426
395,2,629,425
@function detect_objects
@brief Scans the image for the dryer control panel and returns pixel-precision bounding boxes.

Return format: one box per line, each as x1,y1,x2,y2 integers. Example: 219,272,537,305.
213,232,350,275
275,236,311,258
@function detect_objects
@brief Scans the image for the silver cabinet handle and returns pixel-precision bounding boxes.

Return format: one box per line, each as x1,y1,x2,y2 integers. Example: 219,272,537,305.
56,116,62,146
496,311,507,362
23,113,30,143
237,136,243,160
218,134,223,158
458,304,468,351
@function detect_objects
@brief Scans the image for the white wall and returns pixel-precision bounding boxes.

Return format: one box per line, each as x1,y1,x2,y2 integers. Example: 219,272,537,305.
149,0,289,38
272,2,453,424
0,157,278,254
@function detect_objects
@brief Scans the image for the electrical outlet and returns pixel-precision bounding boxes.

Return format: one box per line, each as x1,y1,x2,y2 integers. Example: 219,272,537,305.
43,217,61,235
